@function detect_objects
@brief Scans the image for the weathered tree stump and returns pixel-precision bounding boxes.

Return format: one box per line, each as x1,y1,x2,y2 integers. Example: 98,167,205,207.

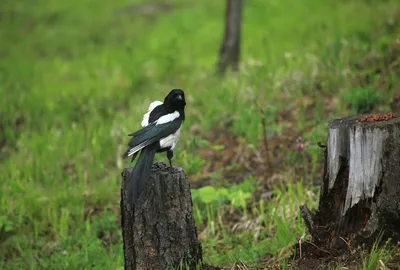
300,113,400,255
120,162,203,270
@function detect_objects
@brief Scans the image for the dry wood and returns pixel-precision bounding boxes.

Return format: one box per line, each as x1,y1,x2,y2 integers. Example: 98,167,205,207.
120,162,202,270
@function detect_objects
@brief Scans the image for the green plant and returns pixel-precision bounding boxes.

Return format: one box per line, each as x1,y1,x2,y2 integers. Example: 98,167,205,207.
362,237,393,270
345,87,381,114
175,258,202,270
192,177,256,214
0,215,14,234
178,150,206,175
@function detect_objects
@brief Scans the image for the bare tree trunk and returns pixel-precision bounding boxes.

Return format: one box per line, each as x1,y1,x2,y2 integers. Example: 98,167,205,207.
300,113,400,256
217,0,242,75
120,162,203,270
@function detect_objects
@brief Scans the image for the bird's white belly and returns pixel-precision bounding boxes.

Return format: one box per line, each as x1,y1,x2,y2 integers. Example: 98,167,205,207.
160,127,181,150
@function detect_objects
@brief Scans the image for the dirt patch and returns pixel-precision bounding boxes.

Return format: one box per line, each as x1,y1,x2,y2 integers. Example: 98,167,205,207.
292,244,362,270
191,93,328,191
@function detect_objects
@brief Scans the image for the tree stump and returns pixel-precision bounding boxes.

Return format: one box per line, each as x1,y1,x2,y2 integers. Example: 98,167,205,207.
120,162,203,270
300,113,400,255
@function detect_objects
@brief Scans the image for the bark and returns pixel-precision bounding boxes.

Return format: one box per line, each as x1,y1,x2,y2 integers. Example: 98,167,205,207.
300,113,400,255
121,162,203,270
217,0,242,75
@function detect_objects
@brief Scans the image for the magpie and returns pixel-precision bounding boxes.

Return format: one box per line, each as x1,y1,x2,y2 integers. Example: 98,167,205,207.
122,89,186,204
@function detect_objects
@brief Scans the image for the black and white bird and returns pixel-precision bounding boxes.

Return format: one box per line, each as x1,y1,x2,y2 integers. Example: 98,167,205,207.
122,89,186,203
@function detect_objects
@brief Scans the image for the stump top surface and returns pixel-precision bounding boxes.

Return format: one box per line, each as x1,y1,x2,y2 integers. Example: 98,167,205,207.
329,113,400,129
122,162,184,176
150,162,184,174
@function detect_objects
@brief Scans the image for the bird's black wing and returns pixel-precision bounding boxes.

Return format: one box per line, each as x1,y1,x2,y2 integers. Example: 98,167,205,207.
147,105,167,125
122,118,182,159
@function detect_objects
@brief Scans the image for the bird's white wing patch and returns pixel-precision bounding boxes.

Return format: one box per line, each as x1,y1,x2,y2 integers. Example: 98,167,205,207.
160,127,182,150
141,100,163,127
125,139,154,157
156,111,180,125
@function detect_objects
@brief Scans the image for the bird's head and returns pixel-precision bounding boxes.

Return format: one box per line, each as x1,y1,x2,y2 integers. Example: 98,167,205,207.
165,89,186,109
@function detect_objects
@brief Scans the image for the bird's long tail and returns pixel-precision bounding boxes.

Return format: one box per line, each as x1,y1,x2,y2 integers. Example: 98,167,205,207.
127,144,158,204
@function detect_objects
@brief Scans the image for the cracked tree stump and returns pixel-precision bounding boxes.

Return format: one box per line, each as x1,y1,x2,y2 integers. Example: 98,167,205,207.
120,162,203,270
300,113,400,255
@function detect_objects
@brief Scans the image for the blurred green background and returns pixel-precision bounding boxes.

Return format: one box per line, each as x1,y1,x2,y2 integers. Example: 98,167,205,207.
0,0,399,269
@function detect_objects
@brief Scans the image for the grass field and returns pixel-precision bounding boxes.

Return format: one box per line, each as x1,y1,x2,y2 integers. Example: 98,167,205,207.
0,0,399,269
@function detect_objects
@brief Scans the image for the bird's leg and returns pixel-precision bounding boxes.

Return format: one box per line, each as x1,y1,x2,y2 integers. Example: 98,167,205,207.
167,150,174,167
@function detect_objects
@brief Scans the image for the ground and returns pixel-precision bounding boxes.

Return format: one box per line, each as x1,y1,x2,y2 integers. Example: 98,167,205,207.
0,0,399,269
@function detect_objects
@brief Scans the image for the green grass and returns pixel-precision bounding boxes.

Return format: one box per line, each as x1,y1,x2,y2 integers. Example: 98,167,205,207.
194,180,319,267
0,0,399,269
361,236,395,270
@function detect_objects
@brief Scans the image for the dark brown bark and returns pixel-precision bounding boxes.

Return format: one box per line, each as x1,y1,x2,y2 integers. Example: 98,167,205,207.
217,0,242,75
300,114,400,256
121,162,203,270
